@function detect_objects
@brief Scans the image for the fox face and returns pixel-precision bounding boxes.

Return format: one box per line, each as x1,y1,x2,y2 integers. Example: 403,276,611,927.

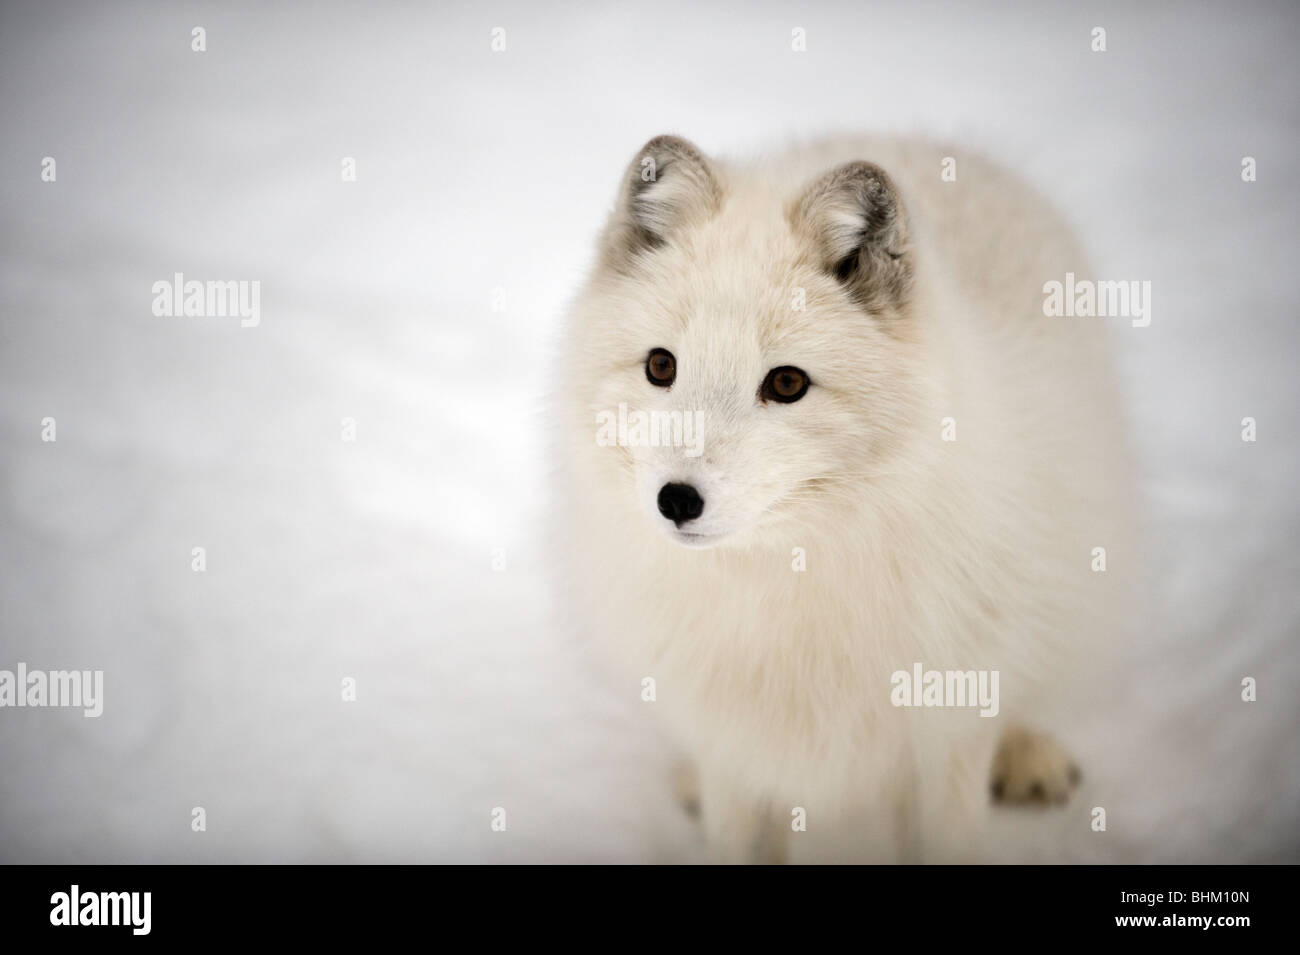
577,135,929,549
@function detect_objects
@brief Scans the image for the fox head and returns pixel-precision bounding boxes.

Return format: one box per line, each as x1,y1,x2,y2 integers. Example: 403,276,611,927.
574,134,934,550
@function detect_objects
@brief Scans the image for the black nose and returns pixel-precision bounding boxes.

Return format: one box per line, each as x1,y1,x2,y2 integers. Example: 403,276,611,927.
657,482,704,526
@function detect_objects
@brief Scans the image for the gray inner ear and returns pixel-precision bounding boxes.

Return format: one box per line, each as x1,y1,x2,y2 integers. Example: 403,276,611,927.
798,161,914,315
601,135,719,269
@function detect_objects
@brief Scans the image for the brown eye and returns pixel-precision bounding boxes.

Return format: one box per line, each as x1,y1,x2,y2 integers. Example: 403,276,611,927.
646,348,676,387
760,365,810,403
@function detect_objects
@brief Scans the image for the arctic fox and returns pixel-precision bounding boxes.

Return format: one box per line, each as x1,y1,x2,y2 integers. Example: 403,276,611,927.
556,135,1132,862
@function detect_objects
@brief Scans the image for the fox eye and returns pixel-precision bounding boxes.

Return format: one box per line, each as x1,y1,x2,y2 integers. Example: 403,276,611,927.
645,348,676,386
760,366,810,403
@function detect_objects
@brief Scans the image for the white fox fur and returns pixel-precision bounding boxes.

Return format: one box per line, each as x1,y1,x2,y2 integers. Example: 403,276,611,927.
554,135,1133,862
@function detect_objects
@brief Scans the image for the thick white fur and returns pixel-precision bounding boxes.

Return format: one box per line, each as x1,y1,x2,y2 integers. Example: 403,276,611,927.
554,136,1133,862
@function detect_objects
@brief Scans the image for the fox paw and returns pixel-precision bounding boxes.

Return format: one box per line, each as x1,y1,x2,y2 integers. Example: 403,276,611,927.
990,727,1081,807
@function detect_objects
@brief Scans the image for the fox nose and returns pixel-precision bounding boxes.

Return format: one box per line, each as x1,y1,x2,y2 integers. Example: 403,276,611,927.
657,482,704,526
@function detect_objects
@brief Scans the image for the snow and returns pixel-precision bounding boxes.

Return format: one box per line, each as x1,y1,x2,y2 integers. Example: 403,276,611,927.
0,0,1296,862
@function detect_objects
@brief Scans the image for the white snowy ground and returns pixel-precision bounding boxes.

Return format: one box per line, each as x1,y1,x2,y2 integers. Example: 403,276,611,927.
0,0,1296,863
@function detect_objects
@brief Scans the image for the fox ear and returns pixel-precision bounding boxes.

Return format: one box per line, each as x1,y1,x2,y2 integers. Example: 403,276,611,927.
794,161,913,315
601,134,721,268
